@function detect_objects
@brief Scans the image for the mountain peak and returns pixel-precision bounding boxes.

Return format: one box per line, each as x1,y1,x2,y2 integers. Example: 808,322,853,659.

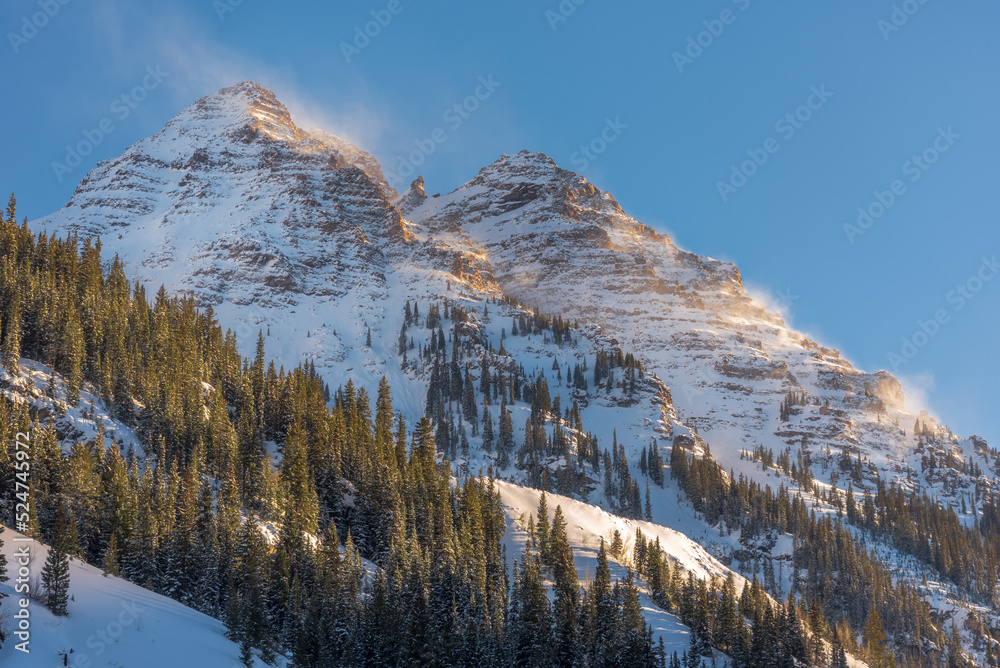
473,150,561,184
170,80,304,144
216,79,273,98
396,176,427,215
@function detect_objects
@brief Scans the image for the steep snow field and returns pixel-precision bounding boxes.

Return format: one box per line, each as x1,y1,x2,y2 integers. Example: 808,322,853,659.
496,480,730,658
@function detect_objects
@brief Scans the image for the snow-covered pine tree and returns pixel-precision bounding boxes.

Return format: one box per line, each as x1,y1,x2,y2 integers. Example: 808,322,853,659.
42,504,72,616
549,504,579,667
510,547,554,667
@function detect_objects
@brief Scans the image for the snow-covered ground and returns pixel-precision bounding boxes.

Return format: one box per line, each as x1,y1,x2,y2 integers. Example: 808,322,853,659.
496,480,727,659
0,359,143,457
0,527,280,668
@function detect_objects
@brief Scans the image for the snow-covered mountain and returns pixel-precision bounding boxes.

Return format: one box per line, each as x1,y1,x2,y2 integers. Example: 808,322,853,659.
32,82,999,663
39,81,991,509
402,150,916,470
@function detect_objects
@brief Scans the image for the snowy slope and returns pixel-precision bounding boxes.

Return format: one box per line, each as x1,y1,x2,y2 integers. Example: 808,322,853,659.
0,527,281,667
34,82,408,405
0,359,143,457
496,480,726,660
495,481,871,667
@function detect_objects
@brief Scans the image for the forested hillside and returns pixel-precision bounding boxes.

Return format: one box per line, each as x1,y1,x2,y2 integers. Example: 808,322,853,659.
0,197,675,666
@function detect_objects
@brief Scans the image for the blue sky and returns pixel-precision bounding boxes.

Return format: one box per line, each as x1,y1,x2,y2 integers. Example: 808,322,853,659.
2,0,998,444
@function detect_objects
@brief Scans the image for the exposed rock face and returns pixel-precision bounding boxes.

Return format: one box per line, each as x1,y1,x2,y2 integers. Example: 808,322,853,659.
865,371,905,410
397,176,428,216
306,127,397,199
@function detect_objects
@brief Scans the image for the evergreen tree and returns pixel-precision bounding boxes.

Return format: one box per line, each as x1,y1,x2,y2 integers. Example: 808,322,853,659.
0,522,8,650
102,531,120,577
536,490,550,563
864,609,895,668
497,400,514,468
783,599,807,665
280,418,319,546
0,529,7,598
618,569,652,666
42,504,72,616
584,540,617,667
831,636,849,668
481,403,494,454
510,549,554,667
3,296,21,373
550,505,579,667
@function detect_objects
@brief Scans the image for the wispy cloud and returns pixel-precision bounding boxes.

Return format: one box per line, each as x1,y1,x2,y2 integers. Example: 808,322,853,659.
894,370,935,418
84,0,391,154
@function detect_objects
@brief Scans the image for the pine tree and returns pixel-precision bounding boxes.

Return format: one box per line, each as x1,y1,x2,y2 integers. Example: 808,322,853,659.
618,569,651,666
684,632,702,668
0,520,10,649
783,599,807,665
946,622,965,668
510,549,554,667
550,505,579,667
585,540,617,667
610,528,624,559
3,296,21,373
0,530,6,649
63,301,84,405
42,505,72,616
481,403,494,454
239,629,255,667
715,573,741,654
280,418,319,545
0,527,8,600
497,400,514,468
536,491,550,563
102,532,120,577
831,636,848,668
864,609,895,668
398,321,408,356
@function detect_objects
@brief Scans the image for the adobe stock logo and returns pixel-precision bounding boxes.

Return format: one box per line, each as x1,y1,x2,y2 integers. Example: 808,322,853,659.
672,0,753,74
51,66,170,183
340,0,415,63
569,117,628,173
384,75,502,184
877,0,933,40
716,85,833,202
213,0,246,21
8,0,72,53
887,255,999,372
545,0,587,31
843,126,959,244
